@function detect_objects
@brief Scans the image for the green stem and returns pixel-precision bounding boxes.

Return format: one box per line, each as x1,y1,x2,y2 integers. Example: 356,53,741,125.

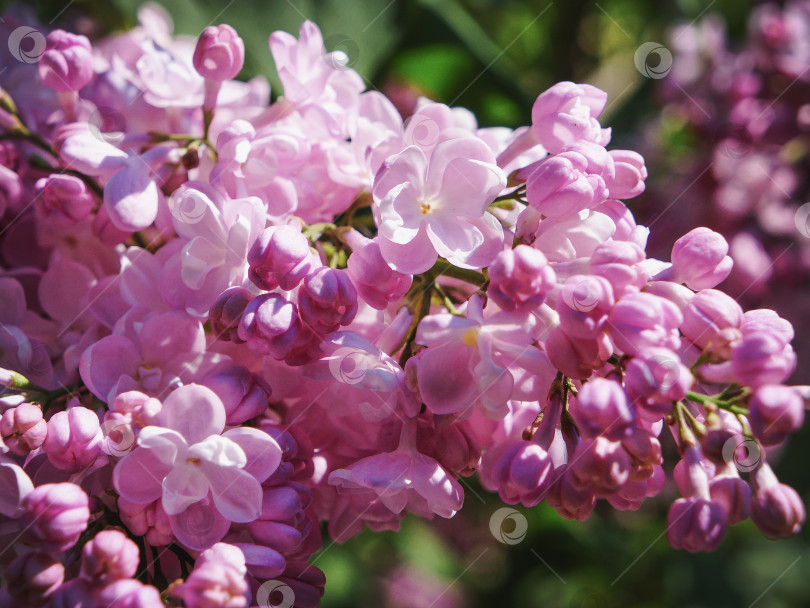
432,259,486,286
686,390,748,416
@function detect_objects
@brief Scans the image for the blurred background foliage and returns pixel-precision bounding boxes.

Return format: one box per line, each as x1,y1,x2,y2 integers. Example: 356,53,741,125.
5,0,809,606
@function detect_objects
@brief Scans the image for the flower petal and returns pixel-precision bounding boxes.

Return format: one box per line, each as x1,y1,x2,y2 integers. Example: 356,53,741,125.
169,494,231,550
113,447,174,505
222,427,282,483
162,464,210,515
204,463,263,523
161,384,226,443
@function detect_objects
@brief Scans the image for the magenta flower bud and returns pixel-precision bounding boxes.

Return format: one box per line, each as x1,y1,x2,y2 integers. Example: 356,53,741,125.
680,289,743,350
38,30,94,92
298,266,358,334
546,468,596,521
710,475,751,525
196,542,247,574
545,326,612,380
248,225,312,291
118,498,173,546
0,402,47,455
590,240,647,296
478,440,556,507
238,293,302,359
570,378,635,440
608,292,682,355
526,152,607,218
193,24,245,81
751,464,805,539
556,275,614,340
34,174,95,223
97,579,163,608
202,366,270,425
625,348,692,421
531,82,609,153
209,286,253,343
731,332,796,388
42,407,102,473
111,391,161,427
345,234,412,310
487,245,556,311
44,578,97,608
741,309,794,344
569,437,631,495
666,496,728,552
80,529,140,584
21,482,90,552
670,227,733,291
5,551,65,605
605,149,647,199
174,561,249,608
747,385,804,446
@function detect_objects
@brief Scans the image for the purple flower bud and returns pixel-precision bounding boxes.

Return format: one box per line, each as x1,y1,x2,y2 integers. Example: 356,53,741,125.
118,498,173,546
38,30,93,92
202,366,270,425
5,551,64,605
556,275,614,340
747,385,804,446
569,437,631,495
680,289,743,350
298,266,358,334
589,240,648,296
751,464,805,539
545,326,612,380
479,440,555,507
731,331,796,387
248,225,312,291
570,378,635,440
34,174,95,223
530,82,609,153
42,407,102,473
605,149,647,199
193,25,245,81
81,529,140,584
345,233,412,310
0,402,47,455
238,294,302,359
666,496,728,552
21,482,90,552
710,475,751,525
608,291,682,355
546,468,596,521
47,578,97,608
625,348,692,421
526,152,607,217
209,286,253,343
670,228,733,291
487,245,556,311
97,579,163,608
174,560,249,608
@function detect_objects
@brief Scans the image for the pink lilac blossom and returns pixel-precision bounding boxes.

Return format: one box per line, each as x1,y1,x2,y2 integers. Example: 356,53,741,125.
0,10,804,607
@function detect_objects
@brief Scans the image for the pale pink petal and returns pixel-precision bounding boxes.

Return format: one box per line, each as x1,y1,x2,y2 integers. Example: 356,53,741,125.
378,226,437,275
203,464,263,523
113,447,173,505
417,341,479,415
162,464,210,515
79,335,140,402
104,166,159,231
413,455,464,517
161,384,226,443
0,455,34,517
138,312,206,367
169,494,231,550
188,435,246,468
222,427,282,483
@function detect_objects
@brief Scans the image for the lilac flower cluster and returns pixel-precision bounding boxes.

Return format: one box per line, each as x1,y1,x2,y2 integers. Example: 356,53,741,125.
0,6,805,607
638,0,810,378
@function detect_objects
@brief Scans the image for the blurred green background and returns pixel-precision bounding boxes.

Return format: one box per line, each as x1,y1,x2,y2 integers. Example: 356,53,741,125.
7,0,809,606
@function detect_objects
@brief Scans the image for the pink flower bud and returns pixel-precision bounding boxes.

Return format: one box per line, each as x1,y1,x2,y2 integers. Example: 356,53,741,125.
487,245,556,311
670,228,733,291
80,530,140,584
710,475,751,525
97,579,163,608
209,286,253,343
21,482,90,552
42,577,97,608
605,149,647,199
545,326,612,380
526,152,607,218
0,402,47,455
345,234,412,310
193,25,245,81
196,542,247,574
570,378,635,440
625,348,692,421
110,391,161,427
202,366,271,425
479,440,555,507
118,498,173,546
42,407,102,473
38,30,93,92
248,225,313,291
666,496,728,552
747,385,804,446
680,289,743,350
34,174,95,223
589,240,648,296
608,292,682,355
531,82,609,153
569,437,631,495
174,560,249,608
741,309,794,344
5,552,65,605
238,293,302,359
298,266,358,334
730,331,796,387
556,275,614,340
751,464,805,539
